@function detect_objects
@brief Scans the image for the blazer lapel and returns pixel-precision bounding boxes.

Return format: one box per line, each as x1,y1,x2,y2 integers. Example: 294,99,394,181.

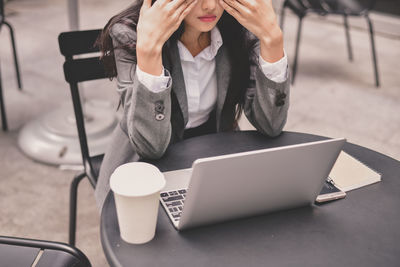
215,45,231,130
163,41,231,132
166,41,189,126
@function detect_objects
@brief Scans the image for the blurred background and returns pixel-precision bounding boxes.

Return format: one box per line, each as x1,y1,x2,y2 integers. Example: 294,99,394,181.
0,0,399,266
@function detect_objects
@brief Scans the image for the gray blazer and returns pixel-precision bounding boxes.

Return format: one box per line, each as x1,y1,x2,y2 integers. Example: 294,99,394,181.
95,23,290,209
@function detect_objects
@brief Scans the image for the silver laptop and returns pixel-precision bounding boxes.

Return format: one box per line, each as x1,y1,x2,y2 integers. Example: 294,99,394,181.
160,138,345,230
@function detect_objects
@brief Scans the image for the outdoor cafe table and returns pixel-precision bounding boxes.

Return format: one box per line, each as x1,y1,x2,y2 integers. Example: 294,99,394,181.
100,131,400,267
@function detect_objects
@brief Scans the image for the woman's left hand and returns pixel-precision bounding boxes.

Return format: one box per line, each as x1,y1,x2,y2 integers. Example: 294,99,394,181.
219,0,284,62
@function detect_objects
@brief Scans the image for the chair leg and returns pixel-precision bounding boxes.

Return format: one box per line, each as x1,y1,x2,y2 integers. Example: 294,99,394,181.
0,65,8,131
343,14,353,62
365,14,380,88
69,172,87,246
3,21,22,90
292,17,303,85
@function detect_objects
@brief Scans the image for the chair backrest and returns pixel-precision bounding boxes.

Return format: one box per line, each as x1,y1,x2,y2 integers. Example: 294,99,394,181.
58,29,106,184
0,236,91,267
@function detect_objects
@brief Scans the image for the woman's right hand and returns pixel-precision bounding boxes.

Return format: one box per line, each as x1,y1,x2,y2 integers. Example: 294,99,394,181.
136,0,198,75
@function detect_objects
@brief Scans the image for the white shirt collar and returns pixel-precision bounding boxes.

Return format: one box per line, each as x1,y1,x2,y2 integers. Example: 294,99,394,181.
177,27,223,62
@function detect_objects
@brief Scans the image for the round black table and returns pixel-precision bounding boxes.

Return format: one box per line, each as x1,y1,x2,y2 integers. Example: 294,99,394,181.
101,131,400,267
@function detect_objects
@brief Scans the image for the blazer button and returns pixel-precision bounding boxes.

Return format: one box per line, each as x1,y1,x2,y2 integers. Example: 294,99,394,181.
275,99,285,106
278,92,286,99
155,102,164,113
156,113,165,121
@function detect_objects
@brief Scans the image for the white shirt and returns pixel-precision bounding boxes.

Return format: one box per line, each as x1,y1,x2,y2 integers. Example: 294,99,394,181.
136,27,287,129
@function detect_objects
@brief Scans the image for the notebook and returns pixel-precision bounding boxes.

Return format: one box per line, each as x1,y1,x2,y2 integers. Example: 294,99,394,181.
328,151,381,192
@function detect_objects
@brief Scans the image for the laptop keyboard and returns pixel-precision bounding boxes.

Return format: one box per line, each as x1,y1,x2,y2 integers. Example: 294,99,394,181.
160,189,187,222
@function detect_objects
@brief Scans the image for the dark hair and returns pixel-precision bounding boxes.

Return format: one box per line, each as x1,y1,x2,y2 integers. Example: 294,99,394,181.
97,0,257,130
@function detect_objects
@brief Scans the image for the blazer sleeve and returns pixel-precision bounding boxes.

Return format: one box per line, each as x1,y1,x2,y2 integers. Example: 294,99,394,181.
110,23,173,159
244,39,290,137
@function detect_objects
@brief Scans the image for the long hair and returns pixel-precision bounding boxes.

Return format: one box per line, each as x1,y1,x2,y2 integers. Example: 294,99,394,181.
97,0,257,130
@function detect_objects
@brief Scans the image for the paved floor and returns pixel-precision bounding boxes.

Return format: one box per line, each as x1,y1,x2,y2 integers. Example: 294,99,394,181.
0,0,399,266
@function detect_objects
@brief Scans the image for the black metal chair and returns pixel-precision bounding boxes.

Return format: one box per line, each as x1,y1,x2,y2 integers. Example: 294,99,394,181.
0,0,22,131
58,29,106,246
0,236,91,267
280,0,380,87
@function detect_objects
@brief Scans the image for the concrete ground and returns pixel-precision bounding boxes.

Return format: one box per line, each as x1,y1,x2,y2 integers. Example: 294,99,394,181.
0,0,399,266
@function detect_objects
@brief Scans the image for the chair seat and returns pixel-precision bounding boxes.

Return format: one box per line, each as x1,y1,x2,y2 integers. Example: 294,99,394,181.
36,249,85,267
325,0,367,15
0,245,84,267
0,236,91,267
285,0,367,17
0,243,40,267
285,0,309,17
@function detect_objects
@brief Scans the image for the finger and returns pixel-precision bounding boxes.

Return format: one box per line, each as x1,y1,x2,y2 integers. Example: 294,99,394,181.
174,0,189,17
236,0,270,14
219,0,242,19
223,0,248,14
154,0,172,7
142,0,152,9
235,0,250,6
178,0,198,22
167,0,188,9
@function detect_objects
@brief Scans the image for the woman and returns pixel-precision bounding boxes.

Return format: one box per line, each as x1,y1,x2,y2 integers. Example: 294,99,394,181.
95,0,290,209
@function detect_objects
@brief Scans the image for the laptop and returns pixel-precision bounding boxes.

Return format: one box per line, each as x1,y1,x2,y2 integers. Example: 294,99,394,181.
159,138,345,230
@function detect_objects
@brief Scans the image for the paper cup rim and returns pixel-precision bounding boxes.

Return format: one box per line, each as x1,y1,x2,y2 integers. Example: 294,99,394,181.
110,162,166,197
113,187,164,198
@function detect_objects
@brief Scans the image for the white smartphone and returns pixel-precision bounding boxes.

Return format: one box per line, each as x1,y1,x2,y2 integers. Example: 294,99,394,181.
316,179,346,203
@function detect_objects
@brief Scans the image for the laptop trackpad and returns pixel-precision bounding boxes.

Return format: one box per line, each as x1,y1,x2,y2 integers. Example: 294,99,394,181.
162,168,192,191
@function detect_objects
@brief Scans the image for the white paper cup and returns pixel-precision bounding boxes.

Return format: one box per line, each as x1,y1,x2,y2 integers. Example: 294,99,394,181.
110,162,165,244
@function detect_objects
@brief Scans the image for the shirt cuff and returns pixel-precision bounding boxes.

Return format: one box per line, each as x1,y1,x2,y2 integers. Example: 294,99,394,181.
136,66,171,93
259,51,288,83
